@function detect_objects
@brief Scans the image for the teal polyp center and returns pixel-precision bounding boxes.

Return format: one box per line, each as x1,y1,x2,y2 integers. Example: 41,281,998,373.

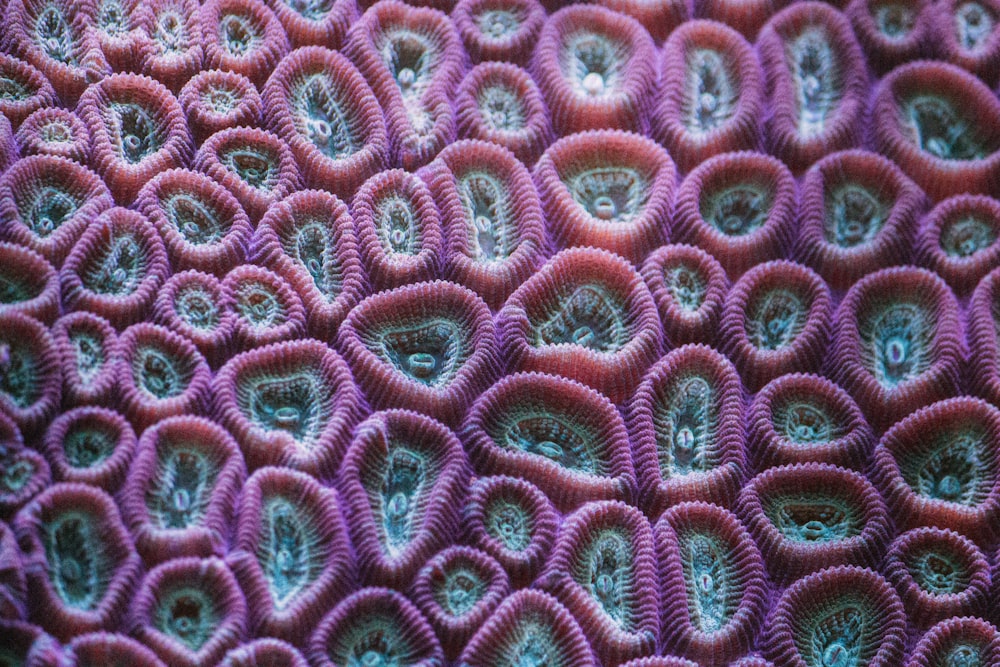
376,317,465,387
375,194,421,256
746,288,807,351
702,183,772,237
293,75,359,159
378,29,439,131
219,11,261,56
221,146,278,190
940,213,998,259
0,264,41,304
174,284,221,331
664,262,708,313
655,375,717,478
787,27,842,137
874,3,915,39
233,279,286,329
907,547,969,596
106,102,163,164
22,184,79,238
283,218,342,300
577,528,634,631
132,343,191,400
0,70,31,101
201,83,240,115
245,368,327,446
477,83,527,132
35,4,79,65
63,422,117,469
161,192,230,246
0,446,38,494
475,8,521,40
373,444,427,556
504,410,598,474
954,2,995,51
536,284,627,353
81,231,148,296
44,511,104,610
152,5,190,54
39,118,74,144
258,495,320,610
0,340,39,408
563,31,626,98
568,166,648,224
145,445,217,530
774,400,840,445
905,95,990,161
282,0,333,21
68,328,105,384
459,171,515,262
797,599,874,667
768,493,859,543
431,562,487,617
333,610,413,667
96,0,127,37
485,498,532,552
155,585,219,651
683,48,736,134
680,531,737,633
901,432,991,506
824,183,888,248
861,301,932,389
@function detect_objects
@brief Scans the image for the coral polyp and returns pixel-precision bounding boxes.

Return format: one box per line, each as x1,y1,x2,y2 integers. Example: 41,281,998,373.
8,0,1000,658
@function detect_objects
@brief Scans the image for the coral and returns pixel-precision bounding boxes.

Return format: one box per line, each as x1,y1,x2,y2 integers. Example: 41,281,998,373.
59,206,170,329
13,483,141,642
344,0,464,169
422,139,549,310
761,566,906,667
129,557,247,667
673,151,796,279
264,0,355,49
908,617,1000,667
534,130,674,265
136,168,252,277
655,501,768,664
462,474,559,588
747,373,874,473
76,73,193,205
200,0,289,88
933,0,1000,85
14,107,91,162
251,189,367,338
0,154,113,267
0,311,61,437
870,397,1000,548
827,267,965,434
640,244,729,348
0,441,50,519
119,415,245,565
51,312,119,406
531,5,657,135
845,0,934,73
41,406,136,493
352,168,443,291
222,264,307,350
135,0,203,92
0,241,59,325
538,500,659,665
462,371,637,511
793,150,924,291
757,2,868,172
915,194,1000,296
968,266,1000,406
452,0,545,64
308,587,444,667
871,61,1000,201
653,22,763,172
152,270,233,367
227,466,354,645
178,70,262,145
627,344,746,516
338,280,500,426
216,639,309,667
498,247,662,404
736,462,892,584
263,46,388,197
213,339,363,479
719,260,832,392
454,62,554,166
458,589,594,667
338,410,470,589
0,54,58,128
67,632,168,667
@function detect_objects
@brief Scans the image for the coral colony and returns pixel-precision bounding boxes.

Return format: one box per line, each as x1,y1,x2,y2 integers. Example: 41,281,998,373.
10,1,1000,667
